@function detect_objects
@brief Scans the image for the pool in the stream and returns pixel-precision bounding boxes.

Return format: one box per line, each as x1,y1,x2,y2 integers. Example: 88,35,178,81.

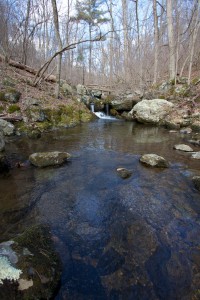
0,120,200,299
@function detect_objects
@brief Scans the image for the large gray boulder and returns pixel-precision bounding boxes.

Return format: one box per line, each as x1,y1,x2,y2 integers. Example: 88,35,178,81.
0,119,15,136
0,130,5,152
111,98,134,111
91,89,102,98
29,151,71,167
129,99,174,124
76,84,87,95
140,154,169,168
61,82,74,95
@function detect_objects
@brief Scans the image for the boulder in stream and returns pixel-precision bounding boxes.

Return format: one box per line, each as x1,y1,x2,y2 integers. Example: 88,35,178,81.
129,99,173,125
173,144,193,152
191,152,200,159
29,151,71,167
117,168,132,179
140,154,169,168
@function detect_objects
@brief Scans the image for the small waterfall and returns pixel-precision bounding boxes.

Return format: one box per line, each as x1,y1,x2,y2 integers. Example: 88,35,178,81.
94,112,117,120
90,103,95,113
105,103,109,116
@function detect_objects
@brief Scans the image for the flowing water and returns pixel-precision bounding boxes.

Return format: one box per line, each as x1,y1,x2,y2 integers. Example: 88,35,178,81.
1,120,200,299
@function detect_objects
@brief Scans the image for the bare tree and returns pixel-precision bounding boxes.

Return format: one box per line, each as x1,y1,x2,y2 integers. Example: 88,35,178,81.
166,0,176,80
153,0,159,84
51,0,63,98
188,0,200,84
121,0,129,80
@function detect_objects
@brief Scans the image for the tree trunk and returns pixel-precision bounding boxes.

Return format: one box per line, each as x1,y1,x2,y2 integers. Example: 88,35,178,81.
89,23,92,82
121,0,129,81
22,0,31,65
51,0,63,98
166,0,176,80
108,0,114,84
188,0,200,85
153,0,159,84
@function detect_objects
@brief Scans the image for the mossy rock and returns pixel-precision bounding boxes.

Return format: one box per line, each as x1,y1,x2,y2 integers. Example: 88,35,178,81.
191,122,200,132
34,121,52,131
104,94,115,103
2,77,16,87
27,129,41,139
26,108,46,122
80,111,94,122
7,225,61,300
8,104,20,114
4,89,21,103
110,109,119,116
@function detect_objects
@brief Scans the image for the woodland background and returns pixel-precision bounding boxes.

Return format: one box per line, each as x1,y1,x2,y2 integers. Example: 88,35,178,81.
0,0,200,94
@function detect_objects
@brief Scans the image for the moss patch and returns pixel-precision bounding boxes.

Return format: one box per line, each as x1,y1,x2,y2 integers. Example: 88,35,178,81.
8,104,20,114
0,92,6,102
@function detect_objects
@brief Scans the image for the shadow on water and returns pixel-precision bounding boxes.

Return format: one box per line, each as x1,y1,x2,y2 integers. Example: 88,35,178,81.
1,121,200,299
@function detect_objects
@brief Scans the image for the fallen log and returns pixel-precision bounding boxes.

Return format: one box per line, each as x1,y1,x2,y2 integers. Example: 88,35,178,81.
0,115,23,122
0,55,56,83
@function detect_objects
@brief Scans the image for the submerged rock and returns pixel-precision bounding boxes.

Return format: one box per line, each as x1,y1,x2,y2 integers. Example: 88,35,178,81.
97,247,125,276
192,176,200,191
117,168,132,179
173,144,193,152
29,151,71,167
140,154,169,168
129,99,173,125
0,255,22,284
0,225,61,299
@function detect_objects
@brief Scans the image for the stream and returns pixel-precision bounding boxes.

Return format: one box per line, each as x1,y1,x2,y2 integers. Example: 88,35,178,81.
1,120,200,299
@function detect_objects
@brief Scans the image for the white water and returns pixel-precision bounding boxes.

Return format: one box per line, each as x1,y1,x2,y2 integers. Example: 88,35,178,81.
94,111,117,120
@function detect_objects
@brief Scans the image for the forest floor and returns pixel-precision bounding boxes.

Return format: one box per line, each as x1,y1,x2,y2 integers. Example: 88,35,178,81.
0,61,76,111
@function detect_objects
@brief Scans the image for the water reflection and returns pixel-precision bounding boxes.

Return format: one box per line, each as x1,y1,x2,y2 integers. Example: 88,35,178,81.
1,121,200,299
